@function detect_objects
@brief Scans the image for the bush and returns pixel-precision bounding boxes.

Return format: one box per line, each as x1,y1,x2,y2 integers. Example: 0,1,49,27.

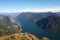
10,36,16,39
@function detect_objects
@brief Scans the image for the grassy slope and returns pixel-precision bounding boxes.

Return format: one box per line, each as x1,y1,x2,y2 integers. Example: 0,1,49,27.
0,33,40,40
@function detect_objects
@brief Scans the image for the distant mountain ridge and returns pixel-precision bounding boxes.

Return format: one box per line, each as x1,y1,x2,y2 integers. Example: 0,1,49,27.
17,12,57,23
0,13,20,18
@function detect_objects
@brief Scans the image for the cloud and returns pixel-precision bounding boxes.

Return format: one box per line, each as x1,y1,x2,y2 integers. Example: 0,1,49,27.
20,7,60,12
0,7,60,13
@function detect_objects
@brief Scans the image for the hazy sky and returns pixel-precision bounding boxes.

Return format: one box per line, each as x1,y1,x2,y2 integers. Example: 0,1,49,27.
0,0,60,12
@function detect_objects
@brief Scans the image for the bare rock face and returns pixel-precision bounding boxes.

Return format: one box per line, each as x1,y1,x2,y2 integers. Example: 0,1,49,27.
7,16,16,23
0,14,22,36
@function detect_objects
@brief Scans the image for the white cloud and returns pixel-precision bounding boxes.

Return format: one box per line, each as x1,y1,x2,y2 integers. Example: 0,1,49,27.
20,7,60,12
0,7,60,13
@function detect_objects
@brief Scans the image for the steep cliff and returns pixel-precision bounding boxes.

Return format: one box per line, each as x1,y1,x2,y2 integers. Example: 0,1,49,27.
0,14,22,36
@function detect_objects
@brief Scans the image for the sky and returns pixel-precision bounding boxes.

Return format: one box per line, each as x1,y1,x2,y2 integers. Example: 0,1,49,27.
0,0,60,13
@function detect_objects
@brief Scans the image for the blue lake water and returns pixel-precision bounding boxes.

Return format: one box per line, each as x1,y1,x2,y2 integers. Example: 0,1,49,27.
16,19,57,40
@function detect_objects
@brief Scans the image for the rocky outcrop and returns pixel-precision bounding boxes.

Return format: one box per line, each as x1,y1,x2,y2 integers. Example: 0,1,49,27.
0,33,50,40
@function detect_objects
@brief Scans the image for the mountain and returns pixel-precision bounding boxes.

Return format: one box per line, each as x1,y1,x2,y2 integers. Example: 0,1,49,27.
36,14,60,40
0,13,20,18
16,12,59,34
0,14,49,40
16,12,60,40
0,14,22,37
36,14,60,34
17,12,56,23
